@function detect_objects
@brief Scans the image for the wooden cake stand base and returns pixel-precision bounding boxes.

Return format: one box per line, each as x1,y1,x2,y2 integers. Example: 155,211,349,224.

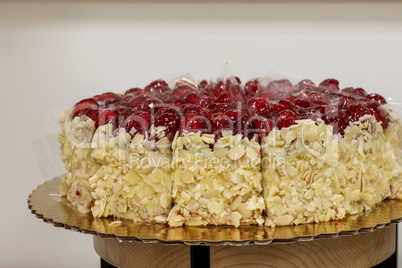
93,224,396,268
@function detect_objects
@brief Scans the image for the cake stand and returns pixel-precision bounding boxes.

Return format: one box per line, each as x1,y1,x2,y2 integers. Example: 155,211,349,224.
29,177,401,268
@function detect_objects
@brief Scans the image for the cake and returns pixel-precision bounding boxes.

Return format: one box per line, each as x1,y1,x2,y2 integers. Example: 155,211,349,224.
58,77,402,227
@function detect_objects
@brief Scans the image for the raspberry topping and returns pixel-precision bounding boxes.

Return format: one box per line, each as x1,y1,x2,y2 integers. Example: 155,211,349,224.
71,77,391,141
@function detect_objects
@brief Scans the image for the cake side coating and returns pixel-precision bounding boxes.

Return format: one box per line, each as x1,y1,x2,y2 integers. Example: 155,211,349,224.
168,131,264,227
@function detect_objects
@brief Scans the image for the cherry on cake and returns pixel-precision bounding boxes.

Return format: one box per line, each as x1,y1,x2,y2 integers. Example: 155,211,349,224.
58,76,402,227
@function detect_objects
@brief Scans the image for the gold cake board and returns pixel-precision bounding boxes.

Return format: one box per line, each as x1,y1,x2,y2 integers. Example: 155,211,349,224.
29,177,401,267
93,226,395,267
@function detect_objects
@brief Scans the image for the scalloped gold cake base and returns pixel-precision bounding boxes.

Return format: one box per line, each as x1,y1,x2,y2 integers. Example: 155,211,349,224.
93,225,395,268
29,177,402,246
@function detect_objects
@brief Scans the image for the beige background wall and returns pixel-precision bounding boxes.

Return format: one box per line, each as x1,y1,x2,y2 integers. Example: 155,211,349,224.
1,1,401,267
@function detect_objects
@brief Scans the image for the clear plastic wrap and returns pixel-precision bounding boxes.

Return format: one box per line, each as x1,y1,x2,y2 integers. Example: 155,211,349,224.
33,74,402,231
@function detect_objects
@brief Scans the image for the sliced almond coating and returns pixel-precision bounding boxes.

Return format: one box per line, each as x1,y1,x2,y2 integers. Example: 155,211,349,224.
182,169,195,184
231,211,242,227
208,201,224,215
285,129,297,144
230,195,242,210
273,215,294,226
228,146,246,160
214,148,228,159
231,171,244,184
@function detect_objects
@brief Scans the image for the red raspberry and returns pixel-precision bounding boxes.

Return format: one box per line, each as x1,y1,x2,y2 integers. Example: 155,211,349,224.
303,92,328,105
83,107,99,122
341,87,367,97
251,117,274,140
156,107,182,118
247,97,271,117
271,102,289,114
322,109,348,135
318,78,340,92
211,113,232,140
275,110,298,130
184,93,200,105
144,79,171,94
97,109,118,128
364,101,389,129
71,98,98,118
124,111,152,136
297,110,320,121
93,92,122,105
125,87,143,95
364,101,381,122
198,80,209,89
224,109,242,121
128,96,147,107
245,79,261,96
140,98,163,113
338,95,357,110
212,81,225,96
198,94,215,107
172,86,195,98
198,108,212,118
217,92,231,103
224,109,243,135
297,79,316,87
182,114,208,133
181,104,200,115
212,103,236,113
154,113,180,140
347,104,371,122
366,93,387,105
292,98,313,110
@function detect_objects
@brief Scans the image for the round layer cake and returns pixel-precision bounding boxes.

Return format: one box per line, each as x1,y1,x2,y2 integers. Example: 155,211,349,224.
58,77,402,227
